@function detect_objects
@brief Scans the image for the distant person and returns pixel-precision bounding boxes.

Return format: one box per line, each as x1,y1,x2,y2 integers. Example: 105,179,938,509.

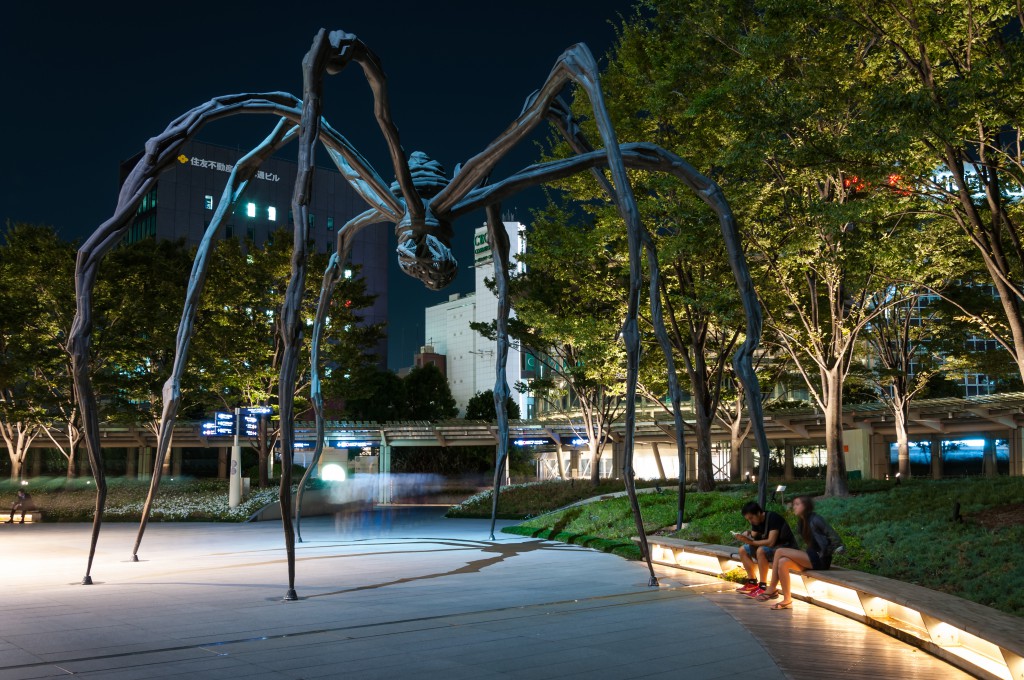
733,501,797,599
6,489,31,524
758,495,844,610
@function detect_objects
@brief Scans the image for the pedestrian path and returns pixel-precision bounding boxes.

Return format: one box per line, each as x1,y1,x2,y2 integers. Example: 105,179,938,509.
0,508,968,679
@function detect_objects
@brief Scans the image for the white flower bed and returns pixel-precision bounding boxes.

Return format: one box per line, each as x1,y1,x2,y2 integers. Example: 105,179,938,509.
105,486,283,521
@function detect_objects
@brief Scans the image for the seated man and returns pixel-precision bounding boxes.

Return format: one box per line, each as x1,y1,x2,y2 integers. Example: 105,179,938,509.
734,501,796,598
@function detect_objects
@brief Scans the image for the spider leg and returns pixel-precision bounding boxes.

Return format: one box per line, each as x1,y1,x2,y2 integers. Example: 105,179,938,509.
443,44,654,584
296,208,383,543
70,93,309,585
542,96,690,528
483,203,513,541
130,120,298,561
455,142,773,575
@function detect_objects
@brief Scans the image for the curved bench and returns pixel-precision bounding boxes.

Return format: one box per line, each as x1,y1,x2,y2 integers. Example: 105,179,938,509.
639,536,1023,680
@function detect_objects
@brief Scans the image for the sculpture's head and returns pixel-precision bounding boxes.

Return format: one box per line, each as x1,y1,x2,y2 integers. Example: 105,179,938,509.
392,151,458,290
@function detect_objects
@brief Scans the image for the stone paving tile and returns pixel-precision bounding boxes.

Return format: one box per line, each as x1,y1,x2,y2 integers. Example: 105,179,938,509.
0,509,971,680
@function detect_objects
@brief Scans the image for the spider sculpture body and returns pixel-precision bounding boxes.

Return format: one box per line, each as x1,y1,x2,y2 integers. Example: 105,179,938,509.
69,29,773,600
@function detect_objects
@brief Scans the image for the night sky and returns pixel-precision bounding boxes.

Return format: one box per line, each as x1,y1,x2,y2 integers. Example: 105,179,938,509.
1,1,637,368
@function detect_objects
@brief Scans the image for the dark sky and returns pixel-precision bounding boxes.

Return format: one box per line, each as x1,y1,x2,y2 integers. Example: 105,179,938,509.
1,1,638,369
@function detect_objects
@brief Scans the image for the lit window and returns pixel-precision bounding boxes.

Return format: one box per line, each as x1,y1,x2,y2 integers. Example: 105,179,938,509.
344,268,352,279
204,195,213,210
309,213,315,226
268,206,276,221
327,217,334,231
246,202,256,218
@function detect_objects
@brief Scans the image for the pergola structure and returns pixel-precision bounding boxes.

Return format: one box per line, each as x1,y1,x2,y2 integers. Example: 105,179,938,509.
21,391,1024,483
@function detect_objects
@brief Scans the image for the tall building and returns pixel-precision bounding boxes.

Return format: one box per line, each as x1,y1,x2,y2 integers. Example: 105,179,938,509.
423,222,534,417
118,140,388,360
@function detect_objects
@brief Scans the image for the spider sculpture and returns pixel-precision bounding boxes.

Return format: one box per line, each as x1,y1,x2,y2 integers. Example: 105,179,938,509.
69,29,773,600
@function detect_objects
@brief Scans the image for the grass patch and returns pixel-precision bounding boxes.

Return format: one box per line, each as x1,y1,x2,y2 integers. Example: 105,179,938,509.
503,476,1024,617
0,477,304,522
446,478,678,519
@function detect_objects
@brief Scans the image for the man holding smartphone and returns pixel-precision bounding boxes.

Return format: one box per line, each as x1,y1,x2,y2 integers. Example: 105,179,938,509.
734,501,797,599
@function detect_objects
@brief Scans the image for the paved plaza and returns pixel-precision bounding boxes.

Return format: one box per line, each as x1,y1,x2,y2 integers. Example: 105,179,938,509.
0,508,967,679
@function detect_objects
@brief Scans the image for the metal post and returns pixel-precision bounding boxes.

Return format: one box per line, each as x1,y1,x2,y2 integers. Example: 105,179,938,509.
377,443,392,505
229,407,242,508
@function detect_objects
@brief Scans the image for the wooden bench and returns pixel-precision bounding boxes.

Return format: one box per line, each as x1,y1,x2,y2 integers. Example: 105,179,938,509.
1,511,41,524
640,536,1024,680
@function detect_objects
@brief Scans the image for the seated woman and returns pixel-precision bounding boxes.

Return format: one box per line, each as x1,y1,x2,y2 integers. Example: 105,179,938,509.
757,495,844,610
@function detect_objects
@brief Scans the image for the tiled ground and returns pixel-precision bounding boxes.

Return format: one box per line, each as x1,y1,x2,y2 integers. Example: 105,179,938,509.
0,508,965,679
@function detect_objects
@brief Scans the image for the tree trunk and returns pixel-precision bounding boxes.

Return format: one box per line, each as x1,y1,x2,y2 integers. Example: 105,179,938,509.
1,423,37,483
823,368,849,496
694,406,716,491
589,440,602,485
729,417,744,482
555,445,566,480
892,403,911,479
66,438,78,480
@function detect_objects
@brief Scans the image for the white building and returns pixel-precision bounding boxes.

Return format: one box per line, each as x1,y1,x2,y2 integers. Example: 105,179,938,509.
424,222,531,418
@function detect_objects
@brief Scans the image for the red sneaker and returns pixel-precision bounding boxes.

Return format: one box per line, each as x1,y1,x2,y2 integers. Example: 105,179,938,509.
746,586,766,599
735,581,759,594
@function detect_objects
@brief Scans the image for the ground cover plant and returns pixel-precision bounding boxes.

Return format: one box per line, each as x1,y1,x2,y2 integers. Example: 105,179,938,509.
0,477,291,522
445,478,676,519
501,477,1024,617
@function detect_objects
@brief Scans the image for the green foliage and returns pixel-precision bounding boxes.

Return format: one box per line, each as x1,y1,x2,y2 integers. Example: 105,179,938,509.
499,477,1024,615
464,389,521,421
402,364,458,421
446,478,674,519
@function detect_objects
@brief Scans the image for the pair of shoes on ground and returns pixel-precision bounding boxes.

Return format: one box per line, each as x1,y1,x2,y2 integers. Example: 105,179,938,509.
756,589,793,609
4,519,23,524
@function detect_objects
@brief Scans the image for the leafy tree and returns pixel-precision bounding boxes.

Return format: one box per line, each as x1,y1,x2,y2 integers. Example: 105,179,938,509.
0,226,58,474
93,238,196,441
343,367,407,421
465,389,521,422
476,204,628,484
850,1,1024,383
403,363,458,421
192,232,383,486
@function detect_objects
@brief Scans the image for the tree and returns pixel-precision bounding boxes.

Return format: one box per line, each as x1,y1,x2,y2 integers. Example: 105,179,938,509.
476,204,628,484
465,389,521,422
92,238,196,444
0,224,69,480
403,364,458,421
343,367,407,421
192,232,383,486
850,2,1024,384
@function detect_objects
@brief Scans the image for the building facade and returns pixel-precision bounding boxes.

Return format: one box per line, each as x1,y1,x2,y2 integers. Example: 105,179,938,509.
119,140,388,359
423,222,533,417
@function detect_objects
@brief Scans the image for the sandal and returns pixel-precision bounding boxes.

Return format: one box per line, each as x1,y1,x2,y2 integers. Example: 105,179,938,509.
756,590,780,601
770,601,793,610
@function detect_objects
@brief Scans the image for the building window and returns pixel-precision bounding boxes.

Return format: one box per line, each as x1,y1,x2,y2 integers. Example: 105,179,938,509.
268,206,277,221
225,223,233,239
343,268,352,279
246,202,256,218
204,195,214,210
308,213,315,226
247,225,255,242
327,217,334,231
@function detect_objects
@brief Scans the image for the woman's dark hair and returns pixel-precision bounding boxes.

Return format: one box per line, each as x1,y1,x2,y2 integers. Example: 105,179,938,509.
794,495,815,546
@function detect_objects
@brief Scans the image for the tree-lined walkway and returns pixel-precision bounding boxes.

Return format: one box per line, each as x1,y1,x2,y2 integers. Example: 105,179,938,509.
0,508,968,679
